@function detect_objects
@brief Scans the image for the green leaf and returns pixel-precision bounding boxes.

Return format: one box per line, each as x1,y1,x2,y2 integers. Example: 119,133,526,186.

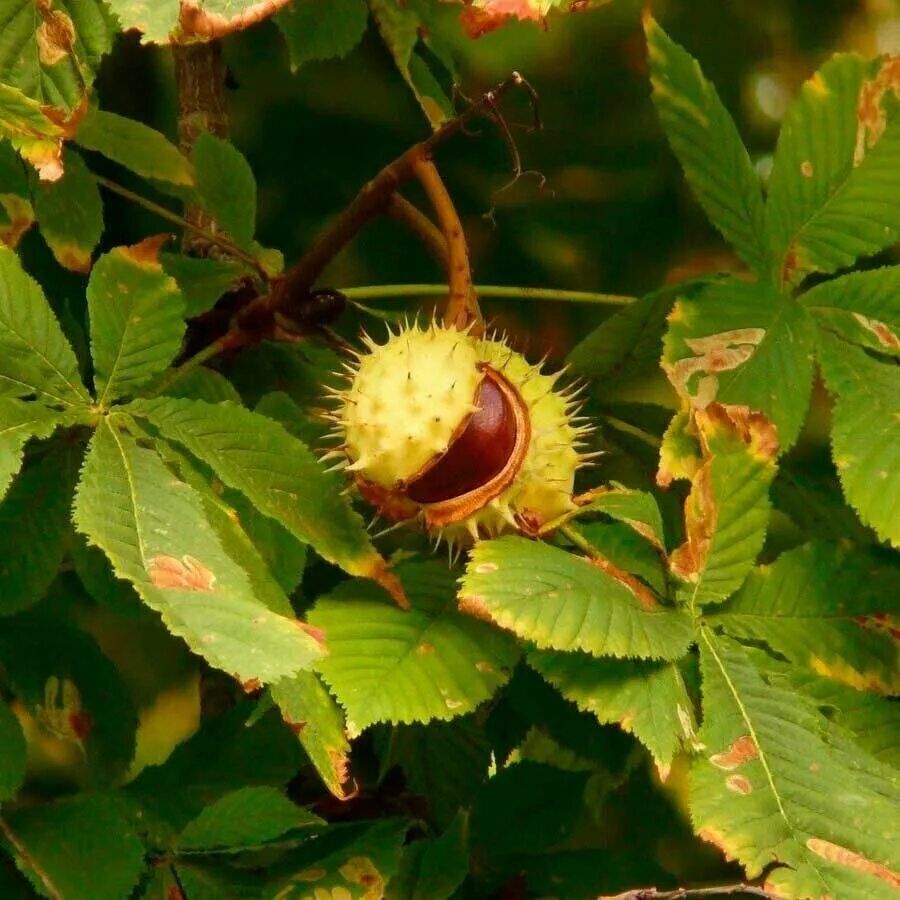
30,148,103,272
709,542,900,694
566,289,674,388
310,561,519,732
73,418,324,683
127,704,303,838
265,819,409,900
0,0,115,111
163,367,242,404
692,631,900,900
577,486,665,549
803,265,900,356
816,329,900,546
669,405,777,607
87,242,186,406
193,134,256,246
766,54,900,285
0,82,66,181
271,671,352,800
0,699,26,802
470,761,588,856
579,522,666,596
125,396,393,588
275,0,369,71
75,108,193,185
2,794,145,900
149,433,299,618
663,278,816,451
102,0,179,43
644,17,767,276
160,252,249,319
0,444,81,616
0,612,138,784
461,536,693,660
390,812,469,900
0,245,89,406
178,787,322,853
0,398,76,499
378,717,490,829
529,650,696,779
0,140,34,248
369,0,453,129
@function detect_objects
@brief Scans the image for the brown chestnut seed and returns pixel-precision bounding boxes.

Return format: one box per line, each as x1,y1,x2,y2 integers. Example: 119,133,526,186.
407,373,517,503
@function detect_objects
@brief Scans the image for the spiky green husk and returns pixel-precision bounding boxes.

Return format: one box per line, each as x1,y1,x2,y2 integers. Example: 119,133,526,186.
329,321,589,544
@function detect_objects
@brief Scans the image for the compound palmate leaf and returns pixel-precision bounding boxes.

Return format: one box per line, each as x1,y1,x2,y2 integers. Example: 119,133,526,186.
709,542,900,694
816,329,900,546
0,245,89,406
460,536,693,660
309,561,520,733
692,631,900,900
529,650,696,779
644,16,767,276
126,396,394,588
766,53,900,286
73,417,323,684
87,241,186,406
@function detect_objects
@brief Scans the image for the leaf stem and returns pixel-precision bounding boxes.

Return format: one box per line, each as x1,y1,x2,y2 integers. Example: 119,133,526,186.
0,817,63,900
385,196,449,275
411,152,481,333
93,174,268,279
558,522,599,558
150,334,234,397
341,284,636,306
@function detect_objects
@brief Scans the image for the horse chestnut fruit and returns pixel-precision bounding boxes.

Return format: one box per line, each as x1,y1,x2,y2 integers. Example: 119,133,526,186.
324,321,591,545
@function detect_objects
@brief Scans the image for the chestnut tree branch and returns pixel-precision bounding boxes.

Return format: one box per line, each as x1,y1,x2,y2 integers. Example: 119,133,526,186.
411,152,481,332
172,39,229,253
600,884,785,900
385,195,450,275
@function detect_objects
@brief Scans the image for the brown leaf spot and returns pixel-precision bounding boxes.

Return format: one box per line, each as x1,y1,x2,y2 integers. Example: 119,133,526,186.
416,642,435,655
239,677,262,694
297,621,327,647
167,887,185,900
801,160,814,177
460,0,546,39
806,838,900,888
55,244,92,273
121,234,171,268
36,9,75,66
329,749,352,800
22,141,64,183
669,462,715,584
475,660,495,673
700,402,779,461
725,774,752,795
589,555,659,610
147,555,216,592
852,313,900,350
667,328,765,409
697,827,738,862
0,195,34,248
475,561,499,574
366,556,409,610
854,56,900,165
68,709,93,741
338,857,384,900
458,593,496,623
782,244,800,284
178,0,293,38
286,719,306,735
710,734,758,770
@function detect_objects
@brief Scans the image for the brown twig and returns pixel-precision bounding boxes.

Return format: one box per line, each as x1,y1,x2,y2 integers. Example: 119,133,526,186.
260,71,533,321
600,884,784,900
0,817,63,900
411,152,480,332
385,194,449,275
172,39,229,253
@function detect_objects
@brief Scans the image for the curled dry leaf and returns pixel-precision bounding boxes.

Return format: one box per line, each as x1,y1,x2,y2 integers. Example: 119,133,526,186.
178,0,294,39
854,55,900,165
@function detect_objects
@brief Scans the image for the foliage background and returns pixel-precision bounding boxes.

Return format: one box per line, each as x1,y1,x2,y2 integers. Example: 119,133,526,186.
1,0,898,898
